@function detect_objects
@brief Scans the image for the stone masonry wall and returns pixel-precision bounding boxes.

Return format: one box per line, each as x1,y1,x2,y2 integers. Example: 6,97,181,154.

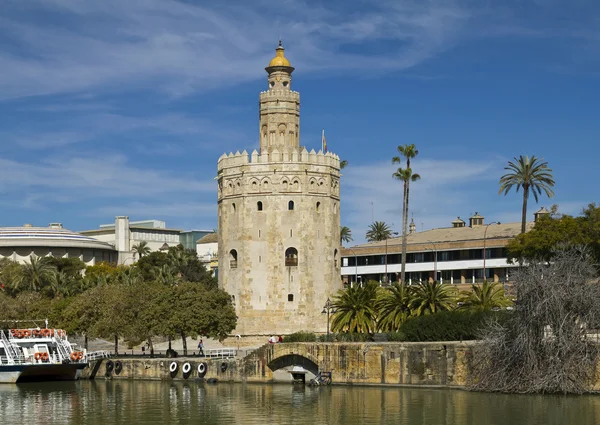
217,150,342,336
83,342,475,388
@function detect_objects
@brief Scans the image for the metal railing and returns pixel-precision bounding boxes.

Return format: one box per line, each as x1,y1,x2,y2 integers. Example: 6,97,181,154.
203,348,237,358
0,355,28,365
86,350,111,361
0,331,22,363
55,338,72,362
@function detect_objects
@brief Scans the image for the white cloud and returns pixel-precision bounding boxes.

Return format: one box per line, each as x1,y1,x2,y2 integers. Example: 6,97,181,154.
4,0,594,100
341,157,501,243
0,155,215,199
1,111,243,151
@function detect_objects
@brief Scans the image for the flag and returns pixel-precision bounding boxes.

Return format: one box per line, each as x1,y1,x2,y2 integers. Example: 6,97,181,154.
322,129,327,153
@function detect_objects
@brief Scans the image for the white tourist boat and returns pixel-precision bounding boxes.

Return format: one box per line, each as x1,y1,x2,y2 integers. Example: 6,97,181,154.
0,320,107,384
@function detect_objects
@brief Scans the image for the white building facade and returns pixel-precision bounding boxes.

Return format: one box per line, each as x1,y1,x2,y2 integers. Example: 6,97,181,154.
0,223,116,265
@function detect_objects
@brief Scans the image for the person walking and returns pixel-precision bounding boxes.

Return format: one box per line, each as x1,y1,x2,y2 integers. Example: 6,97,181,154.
197,339,204,356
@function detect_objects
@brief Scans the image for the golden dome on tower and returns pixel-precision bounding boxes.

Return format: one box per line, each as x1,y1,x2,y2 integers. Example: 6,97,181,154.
267,40,292,68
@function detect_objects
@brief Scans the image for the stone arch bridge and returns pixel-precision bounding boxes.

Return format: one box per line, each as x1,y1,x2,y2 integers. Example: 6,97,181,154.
238,342,472,386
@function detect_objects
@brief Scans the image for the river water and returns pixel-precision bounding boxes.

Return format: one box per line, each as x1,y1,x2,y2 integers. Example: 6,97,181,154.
1,380,599,425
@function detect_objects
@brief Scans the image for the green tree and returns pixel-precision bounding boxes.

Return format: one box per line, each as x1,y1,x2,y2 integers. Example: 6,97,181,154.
48,270,75,298
12,255,56,292
499,155,555,234
392,144,421,284
156,282,237,355
0,258,21,295
45,257,86,279
63,284,108,350
116,266,143,286
91,283,131,354
132,241,151,259
410,280,457,316
0,292,17,322
506,213,586,264
365,221,392,242
84,262,120,286
459,281,512,312
331,281,378,333
136,251,170,281
376,282,413,332
340,160,348,170
340,226,353,245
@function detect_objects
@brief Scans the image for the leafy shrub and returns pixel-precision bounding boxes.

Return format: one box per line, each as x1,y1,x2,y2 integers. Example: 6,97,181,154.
395,310,510,342
316,332,372,342
284,331,317,342
385,332,407,342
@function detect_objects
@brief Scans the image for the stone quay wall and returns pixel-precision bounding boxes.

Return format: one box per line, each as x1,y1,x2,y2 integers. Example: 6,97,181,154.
82,341,475,388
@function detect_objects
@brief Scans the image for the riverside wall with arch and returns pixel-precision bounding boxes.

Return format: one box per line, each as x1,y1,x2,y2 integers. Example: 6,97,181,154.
81,342,478,388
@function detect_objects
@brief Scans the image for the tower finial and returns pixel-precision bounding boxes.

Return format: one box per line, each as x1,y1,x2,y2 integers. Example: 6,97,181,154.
279,39,282,47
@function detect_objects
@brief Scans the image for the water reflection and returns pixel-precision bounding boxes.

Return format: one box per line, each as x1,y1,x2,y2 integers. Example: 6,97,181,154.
1,380,600,425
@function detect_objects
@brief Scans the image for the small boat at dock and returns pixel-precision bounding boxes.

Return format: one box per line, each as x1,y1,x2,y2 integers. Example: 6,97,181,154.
0,320,108,384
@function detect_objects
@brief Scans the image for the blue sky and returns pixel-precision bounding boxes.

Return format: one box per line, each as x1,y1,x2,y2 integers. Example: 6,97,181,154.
0,0,598,243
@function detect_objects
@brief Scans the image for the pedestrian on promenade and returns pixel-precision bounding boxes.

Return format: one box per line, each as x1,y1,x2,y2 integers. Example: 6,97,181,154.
198,339,204,356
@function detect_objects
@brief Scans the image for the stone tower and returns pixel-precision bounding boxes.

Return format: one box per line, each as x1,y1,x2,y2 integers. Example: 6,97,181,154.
217,42,342,337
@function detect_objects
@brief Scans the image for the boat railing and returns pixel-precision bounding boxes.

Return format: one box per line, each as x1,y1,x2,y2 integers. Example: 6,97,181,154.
86,350,111,361
55,337,72,362
0,331,23,364
0,355,30,365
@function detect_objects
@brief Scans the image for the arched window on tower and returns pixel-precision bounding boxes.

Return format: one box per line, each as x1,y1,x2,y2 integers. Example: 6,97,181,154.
257,201,263,211
229,249,238,269
285,247,298,267
316,202,321,212
334,249,339,268
288,200,294,210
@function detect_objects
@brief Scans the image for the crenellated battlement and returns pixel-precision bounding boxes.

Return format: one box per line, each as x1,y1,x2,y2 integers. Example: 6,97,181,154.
217,147,340,171
259,89,300,100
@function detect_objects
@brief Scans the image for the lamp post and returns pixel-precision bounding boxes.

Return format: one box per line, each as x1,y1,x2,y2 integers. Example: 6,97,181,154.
384,232,399,285
483,222,500,282
321,298,335,337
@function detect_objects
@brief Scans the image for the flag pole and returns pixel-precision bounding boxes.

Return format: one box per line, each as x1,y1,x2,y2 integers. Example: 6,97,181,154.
322,129,324,152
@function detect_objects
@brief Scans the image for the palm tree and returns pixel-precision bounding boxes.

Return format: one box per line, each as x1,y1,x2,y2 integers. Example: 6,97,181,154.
459,281,512,312
132,241,151,259
155,264,180,286
410,280,457,316
376,282,413,332
117,267,143,286
365,221,392,242
13,255,56,292
340,160,348,170
330,282,378,333
392,144,420,284
340,226,353,245
48,270,74,298
499,155,555,234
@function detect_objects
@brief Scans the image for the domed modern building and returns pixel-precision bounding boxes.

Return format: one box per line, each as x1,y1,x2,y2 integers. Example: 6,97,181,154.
0,223,116,265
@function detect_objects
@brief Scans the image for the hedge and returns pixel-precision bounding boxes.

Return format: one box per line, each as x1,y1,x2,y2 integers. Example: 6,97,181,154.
394,310,510,342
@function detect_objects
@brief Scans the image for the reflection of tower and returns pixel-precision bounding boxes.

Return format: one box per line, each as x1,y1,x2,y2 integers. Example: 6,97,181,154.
217,42,342,337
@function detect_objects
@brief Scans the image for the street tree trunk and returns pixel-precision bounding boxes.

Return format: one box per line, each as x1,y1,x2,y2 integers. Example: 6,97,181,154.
114,334,119,355
521,185,529,234
400,180,409,284
148,338,154,358
181,331,187,356
84,333,88,350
